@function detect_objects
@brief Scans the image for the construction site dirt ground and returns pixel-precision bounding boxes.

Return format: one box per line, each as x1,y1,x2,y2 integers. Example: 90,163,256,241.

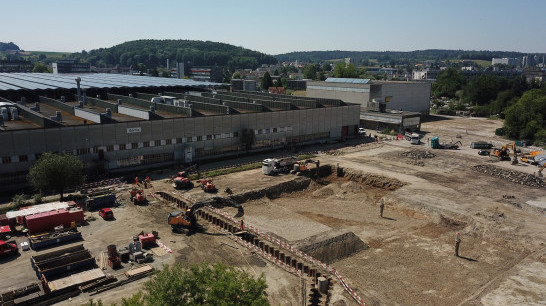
1,115,545,306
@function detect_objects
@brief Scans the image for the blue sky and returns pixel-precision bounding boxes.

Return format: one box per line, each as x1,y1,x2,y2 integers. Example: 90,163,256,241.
3,0,545,54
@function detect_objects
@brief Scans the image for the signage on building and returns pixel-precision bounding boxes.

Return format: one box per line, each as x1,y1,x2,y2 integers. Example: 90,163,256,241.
127,127,141,134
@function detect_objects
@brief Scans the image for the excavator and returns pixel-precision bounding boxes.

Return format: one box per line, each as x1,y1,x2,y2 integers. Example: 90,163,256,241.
168,197,244,234
291,159,320,175
491,143,512,161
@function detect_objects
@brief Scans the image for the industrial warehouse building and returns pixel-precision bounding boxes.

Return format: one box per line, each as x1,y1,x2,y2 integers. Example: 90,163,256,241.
0,73,359,191
306,78,429,133
307,78,431,114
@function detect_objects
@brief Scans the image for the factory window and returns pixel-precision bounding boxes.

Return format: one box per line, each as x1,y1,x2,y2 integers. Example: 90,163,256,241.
93,146,99,153
119,144,126,151
176,138,182,144
265,128,270,134
197,136,203,141
143,141,150,148
273,128,278,133
206,135,213,140
258,129,263,135
131,143,138,149
233,132,239,137
107,145,114,152
186,137,193,143
19,155,28,162
154,140,161,146
2,156,11,164
77,148,89,155
166,139,172,145
215,134,221,139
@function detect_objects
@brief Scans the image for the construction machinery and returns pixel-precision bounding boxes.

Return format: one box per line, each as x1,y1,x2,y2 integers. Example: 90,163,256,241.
262,156,298,175
172,176,194,189
197,179,216,192
168,197,244,234
521,151,543,163
491,143,517,162
130,189,147,205
430,137,462,149
292,159,320,174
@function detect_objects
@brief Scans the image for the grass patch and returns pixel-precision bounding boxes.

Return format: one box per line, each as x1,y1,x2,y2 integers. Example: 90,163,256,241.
297,154,316,160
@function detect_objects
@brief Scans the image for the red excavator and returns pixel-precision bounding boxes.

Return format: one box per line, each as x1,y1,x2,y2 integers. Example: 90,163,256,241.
168,197,244,234
197,178,216,193
130,189,147,205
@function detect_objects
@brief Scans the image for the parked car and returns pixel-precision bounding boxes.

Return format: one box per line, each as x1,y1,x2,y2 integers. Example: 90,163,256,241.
358,128,366,135
99,208,114,220
478,150,490,156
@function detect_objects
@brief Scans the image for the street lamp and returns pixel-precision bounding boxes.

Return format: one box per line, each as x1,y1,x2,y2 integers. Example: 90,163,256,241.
75,76,82,102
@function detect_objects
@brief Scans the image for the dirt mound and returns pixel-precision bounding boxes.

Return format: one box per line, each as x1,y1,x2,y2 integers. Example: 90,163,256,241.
293,229,368,264
337,168,405,190
401,150,436,159
472,164,545,188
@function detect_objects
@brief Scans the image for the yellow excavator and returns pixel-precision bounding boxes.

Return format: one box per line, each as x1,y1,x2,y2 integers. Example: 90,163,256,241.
491,143,518,164
168,197,244,234
521,151,543,163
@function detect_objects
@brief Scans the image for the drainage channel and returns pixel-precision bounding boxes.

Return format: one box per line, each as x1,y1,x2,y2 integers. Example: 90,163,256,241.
156,191,366,306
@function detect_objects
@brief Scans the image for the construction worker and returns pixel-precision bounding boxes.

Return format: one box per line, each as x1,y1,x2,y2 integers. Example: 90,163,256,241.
240,220,245,230
455,232,462,257
379,200,385,218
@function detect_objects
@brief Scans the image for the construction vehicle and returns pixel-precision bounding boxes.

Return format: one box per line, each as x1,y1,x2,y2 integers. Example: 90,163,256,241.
0,240,18,258
292,159,320,175
172,176,194,189
197,179,215,192
521,151,543,163
168,197,244,234
430,137,462,149
491,143,516,162
130,189,147,205
262,156,298,175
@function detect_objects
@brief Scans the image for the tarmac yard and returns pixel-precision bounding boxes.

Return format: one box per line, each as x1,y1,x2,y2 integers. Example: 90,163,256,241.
1,115,545,305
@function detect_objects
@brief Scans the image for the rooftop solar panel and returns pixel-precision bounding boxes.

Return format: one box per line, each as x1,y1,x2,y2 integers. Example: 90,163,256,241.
0,73,222,92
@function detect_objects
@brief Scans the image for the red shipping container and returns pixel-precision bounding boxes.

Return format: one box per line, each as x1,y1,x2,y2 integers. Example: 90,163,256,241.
0,214,16,229
25,209,71,234
68,209,84,224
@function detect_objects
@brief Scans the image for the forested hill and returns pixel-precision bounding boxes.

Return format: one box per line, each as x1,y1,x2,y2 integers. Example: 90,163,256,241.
275,50,535,64
0,42,20,51
73,39,277,70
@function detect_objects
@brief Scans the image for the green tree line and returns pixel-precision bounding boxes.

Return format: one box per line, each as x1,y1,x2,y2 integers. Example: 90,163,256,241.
432,67,546,145
71,39,277,72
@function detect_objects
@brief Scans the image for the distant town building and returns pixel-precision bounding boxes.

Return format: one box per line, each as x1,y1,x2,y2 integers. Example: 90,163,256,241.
0,60,33,72
412,69,440,80
522,68,546,83
491,57,520,66
177,63,223,83
52,60,91,74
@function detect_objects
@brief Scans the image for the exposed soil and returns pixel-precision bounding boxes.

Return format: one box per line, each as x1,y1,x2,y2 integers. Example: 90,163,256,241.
1,115,545,306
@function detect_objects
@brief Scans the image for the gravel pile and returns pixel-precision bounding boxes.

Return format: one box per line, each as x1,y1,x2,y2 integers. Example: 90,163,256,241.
472,164,545,188
401,150,436,159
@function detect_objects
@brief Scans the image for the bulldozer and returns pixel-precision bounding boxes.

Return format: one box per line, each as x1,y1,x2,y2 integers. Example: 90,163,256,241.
168,197,244,234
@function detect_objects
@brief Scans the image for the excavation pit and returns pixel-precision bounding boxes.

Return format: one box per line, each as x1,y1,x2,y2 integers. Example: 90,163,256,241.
292,229,368,264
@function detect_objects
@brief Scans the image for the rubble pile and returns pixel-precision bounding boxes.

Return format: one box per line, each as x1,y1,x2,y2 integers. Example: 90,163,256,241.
472,164,545,188
401,150,436,159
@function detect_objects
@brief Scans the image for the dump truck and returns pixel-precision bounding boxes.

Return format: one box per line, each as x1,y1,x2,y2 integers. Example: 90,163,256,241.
262,156,298,175
430,137,462,149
